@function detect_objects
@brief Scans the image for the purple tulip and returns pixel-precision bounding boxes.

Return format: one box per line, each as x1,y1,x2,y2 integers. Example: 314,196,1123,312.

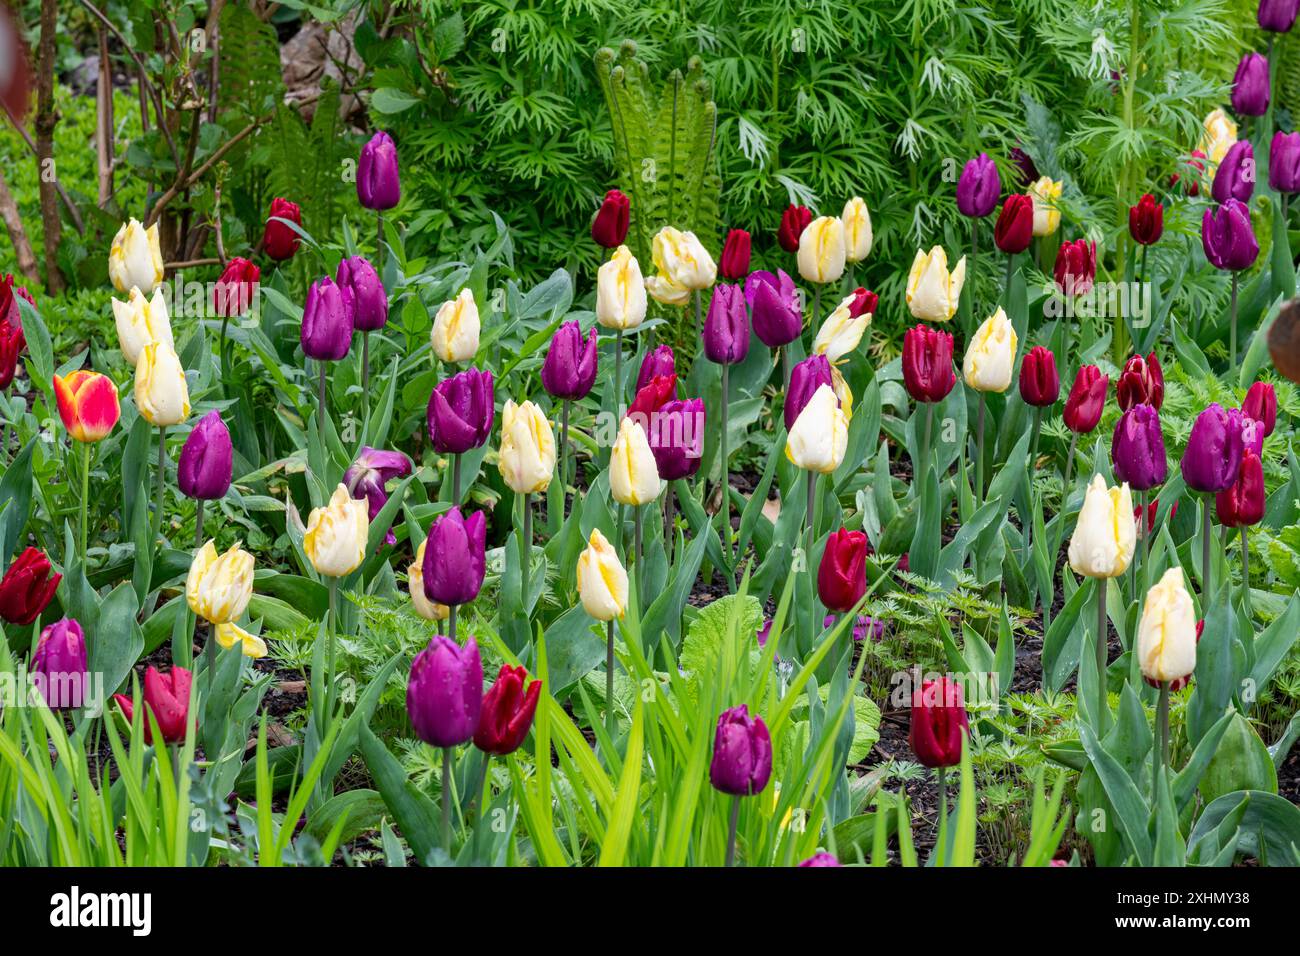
540,320,598,401
756,618,772,647
744,269,803,348
798,852,843,867
357,131,400,211
703,282,750,365
422,507,487,606
636,345,675,393
1202,200,1259,272
1259,0,1300,31
824,613,887,643
1009,146,1039,187
1270,131,1300,193
344,446,412,547
301,276,354,361
1111,403,1167,491
177,410,233,500
336,256,388,332
646,397,705,480
406,635,483,747
709,705,772,796
785,354,834,430
1181,403,1246,493
32,617,88,710
1211,140,1256,204
956,152,1001,218
427,368,494,454
1232,53,1270,117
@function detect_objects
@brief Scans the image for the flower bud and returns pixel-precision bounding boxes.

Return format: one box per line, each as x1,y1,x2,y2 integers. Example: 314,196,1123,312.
1063,365,1108,434
577,528,627,621
212,257,260,317
1137,568,1198,685
1117,351,1164,411
1128,194,1164,245
702,282,750,365
431,288,479,363
744,269,802,348
427,367,494,454
304,484,369,578
785,384,848,474
818,528,867,612
357,131,401,210
813,288,874,361
1211,140,1256,204
956,153,1000,218
112,286,173,366
407,636,483,748
902,325,956,404
963,307,1017,393
591,189,630,248
610,417,663,506
336,255,388,332
842,197,873,262
108,218,164,294
906,246,966,322
1111,403,1168,491
1067,474,1136,579
541,320,599,400
54,371,121,443
474,664,542,756
1242,381,1277,437
498,400,555,495
1231,53,1270,117
719,228,752,280
1053,238,1097,296
598,245,650,325
0,547,60,626
1181,403,1246,493
114,666,193,743
909,678,968,769
1202,199,1259,272
423,508,487,607
1216,449,1266,528
1018,346,1059,407
994,194,1034,254
262,198,302,261
301,276,355,362
32,618,88,710
778,204,812,253
186,539,254,624
178,410,233,500
797,216,847,284
709,705,772,796
135,341,191,427
1028,176,1063,236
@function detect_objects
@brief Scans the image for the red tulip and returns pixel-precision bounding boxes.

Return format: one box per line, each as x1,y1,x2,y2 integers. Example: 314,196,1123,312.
817,529,867,612
778,204,812,253
901,324,956,404
1129,194,1164,245
1170,150,1206,197
113,666,193,744
1054,239,1097,296
1117,352,1164,411
591,190,630,248
1216,450,1266,528
0,547,60,626
474,664,542,755
1243,381,1277,437
1018,346,1060,407
719,229,752,280
262,198,302,261
1135,498,1177,538
993,194,1034,254
627,373,677,419
1063,365,1108,434
212,257,261,317
0,320,24,390
909,677,969,769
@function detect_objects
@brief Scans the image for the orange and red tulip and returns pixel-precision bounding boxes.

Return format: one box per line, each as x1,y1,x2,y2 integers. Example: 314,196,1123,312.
54,371,121,443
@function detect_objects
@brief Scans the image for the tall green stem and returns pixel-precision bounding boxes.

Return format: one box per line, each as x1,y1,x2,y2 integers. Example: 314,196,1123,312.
720,362,732,573
1241,526,1251,621
560,400,570,519
725,795,741,867
1096,578,1109,720
1024,407,1042,564
521,493,532,613
615,329,624,411
605,620,616,743
633,503,644,604
79,441,90,565
153,426,167,546
317,361,327,437
1202,497,1213,608
195,497,204,551
326,576,339,722
806,470,818,643
1229,271,1239,372
441,745,454,855
974,391,986,500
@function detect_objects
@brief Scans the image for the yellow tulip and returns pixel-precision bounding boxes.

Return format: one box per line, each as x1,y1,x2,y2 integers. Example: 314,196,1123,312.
797,216,847,284
112,286,173,366
813,291,872,362
597,245,649,326
841,197,873,263
431,289,480,362
1137,567,1198,685
498,399,555,494
408,539,450,622
610,417,663,506
186,539,254,624
905,246,966,322
577,528,628,621
785,384,848,474
109,218,164,294
1068,475,1136,579
648,226,716,293
215,621,268,659
962,307,1018,393
135,341,190,427
1198,108,1238,168
304,484,369,577
1028,177,1063,237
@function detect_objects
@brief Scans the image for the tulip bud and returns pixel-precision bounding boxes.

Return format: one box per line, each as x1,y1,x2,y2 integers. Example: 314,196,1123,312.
498,400,555,494
1135,497,1177,538
1211,140,1256,205
1117,351,1164,411
647,227,716,301
1111,403,1168,491
427,367,494,454
963,307,1018,394
423,507,487,607
1068,474,1136,579
1137,568,1198,685
262,198,303,261
1231,53,1270,118
0,547,60,626
32,618,88,710
577,528,628,620
1018,346,1060,407
1053,239,1097,296
719,228,752,280
818,528,867,612
186,539,254,624
212,257,260,317
1198,108,1239,168
744,269,802,348
1270,131,1300,193
336,256,388,332
1028,177,1063,236
786,354,834,429
628,372,677,420
304,484,369,578
906,246,966,322
1260,0,1300,31
1181,403,1246,493
1128,194,1164,245
994,194,1035,254
344,446,412,546
702,283,750,365
778,203,812,253
956,153,1000,218
1238,408,1265,457
541,320,599,400
302,276,355,362
1216,448,1266,528
474,664,542,756
1243,381,1277,437
0,275,33,331
709,705,772,796
646,397,705,481
54,371,121,443
431,288,479,363
178,410,233,500
408,538,450,622
636,345,675,392
1010,147,1040,187
357,131,401,210
610,417,663,506
797,216,847,285
0,316,24,390
591,189,630,248
135,341,190,427
813,288,874,362
112,286,173,366
798,852,843,867
214,621,268,659
598,245,650,325
902,324,957,404
109,218,164,294
1203,199,1260,271
786,384,848,473
1063,365,1108,434
407,636,483,748
909,678,968,769
841,197,873,262
114,666,192,744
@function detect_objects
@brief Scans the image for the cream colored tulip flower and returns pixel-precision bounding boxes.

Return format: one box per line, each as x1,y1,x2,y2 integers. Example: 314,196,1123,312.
408,538,450,622
1197,107,1239,168
842,197,873,263
498,399,555,494
597,245,650,326
813,291,872,362
905,246,966,322
186,540,254,624
610,417,663,506
431,289,480,362
1068,475,1136,579
109,218,164,294
650,226,716,291
785,384,848,474
1028,176,1063,237
797,216,847,284
577,528,628,621
962,307,1018,393
112,286,174,366
135,341,190,427
215,621,268,659
304,484,369,577
1136,567,1198,685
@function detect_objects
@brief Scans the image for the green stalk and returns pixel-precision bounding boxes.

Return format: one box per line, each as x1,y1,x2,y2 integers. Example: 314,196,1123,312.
1153,680,1170,800
326,576,339,722
615,329,624,411
720,362,732,573
974,391,986,500
195,497,204,551
807,470,818,644
1241,526,1251,621
1096,578,1109,720
78,441,90,565
1202,497,1213,607
521,492,532,615
1229,271,1239,372
560,400,570,519
317,361,327,437
634,503,644,605
153,426,167,546
1024,407,1041,564
725,795,741,867
442,745,454,855
606,620,616,743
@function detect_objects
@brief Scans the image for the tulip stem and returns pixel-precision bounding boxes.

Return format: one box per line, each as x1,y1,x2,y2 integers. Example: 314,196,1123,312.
633,503,644,606
664,485,675,564
317,361,327,437
782,346,793,408
521,492,532,614
812,285,821,332
1003,253,1014,308
1049,431,1080,581
1096,578,1108,720
449,604,458,644
1241,526,1251,621
1202,497,1213,608
1024,407,1041,565
969,220,979,321
326,576,338,722
807,470,818,645
937,767,949,859
693,292,702,356
153,426,167,547
725,795,741,867
441,745,454,856
218,315,230,396
921,402,934,481
376,210,384,274
560,400,570,518
720,362,732,575
78,440,90,565
614,329,624,412
361,330,371,423
195,497,204,551
452,453,462,506
974,391,986,500
1229,271,1239,372
605,620,616,743
1153,680,1170,797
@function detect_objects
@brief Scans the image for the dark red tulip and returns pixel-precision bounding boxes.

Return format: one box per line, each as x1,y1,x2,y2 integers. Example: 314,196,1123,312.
993,194,1034,254
719,229,752,280
1063,365,1108,434
1054,238,1097,296
778,204,812,253
909,677,969,769
1018,346,1060,407
262,198,302,261
1135,497,1178,538
0,319,24,389
1216,449,1266,528
113,666,193,744
591,190,630,248
902,324,956,404
474,664,542,756
0,548,60,626
1009,147,1039,187
1128,194,1163,246
1116,352,1164,411
1171,150,1207,197
844,287,877,318
212,257,261,317
0,273,34,329
1243,381,1277,437
628,373,677,419
817,529,868,612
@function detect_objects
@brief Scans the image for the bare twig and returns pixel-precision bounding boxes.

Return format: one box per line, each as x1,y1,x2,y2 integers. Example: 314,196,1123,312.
164,258,221,270
0,170,40,282
96,26,114,207
145,122,260,227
